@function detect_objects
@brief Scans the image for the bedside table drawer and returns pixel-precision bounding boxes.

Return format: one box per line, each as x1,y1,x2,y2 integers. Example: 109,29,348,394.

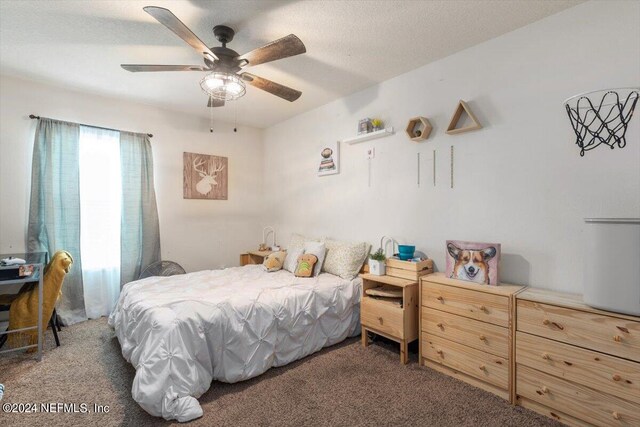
422,333,508,389
422,308,508,358
361,297,404,339
422,281,509,327
517,299,640,362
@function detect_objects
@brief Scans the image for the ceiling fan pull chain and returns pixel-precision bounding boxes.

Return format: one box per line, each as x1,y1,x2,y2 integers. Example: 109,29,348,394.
210,99,214,133
234,101,238,133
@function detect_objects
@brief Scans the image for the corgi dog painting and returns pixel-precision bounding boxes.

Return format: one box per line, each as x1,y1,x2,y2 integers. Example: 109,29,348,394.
446,240,501,285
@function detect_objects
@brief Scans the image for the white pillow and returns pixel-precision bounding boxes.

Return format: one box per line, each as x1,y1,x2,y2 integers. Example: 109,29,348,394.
283,247,304,273
283,233,306,273
322,239,371,279
283,233,322,274
304,241,326,277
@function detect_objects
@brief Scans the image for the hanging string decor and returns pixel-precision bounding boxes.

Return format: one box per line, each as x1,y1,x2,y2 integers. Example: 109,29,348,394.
563,88,639,156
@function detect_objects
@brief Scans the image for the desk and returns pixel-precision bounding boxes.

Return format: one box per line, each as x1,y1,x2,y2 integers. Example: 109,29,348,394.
0,252,48,361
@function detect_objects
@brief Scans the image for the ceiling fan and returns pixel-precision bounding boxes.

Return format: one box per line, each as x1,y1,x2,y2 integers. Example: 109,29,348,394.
121,6,306,108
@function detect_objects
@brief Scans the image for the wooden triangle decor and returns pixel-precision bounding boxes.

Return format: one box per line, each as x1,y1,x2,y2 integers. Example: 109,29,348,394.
446,100,482,135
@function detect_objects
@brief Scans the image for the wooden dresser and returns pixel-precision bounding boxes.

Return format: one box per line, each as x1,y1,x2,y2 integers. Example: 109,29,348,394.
515,288,640,426
420,273,525,402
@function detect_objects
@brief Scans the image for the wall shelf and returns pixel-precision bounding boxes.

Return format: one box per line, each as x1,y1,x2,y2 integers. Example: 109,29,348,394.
342,127,394,145
405,117,432,142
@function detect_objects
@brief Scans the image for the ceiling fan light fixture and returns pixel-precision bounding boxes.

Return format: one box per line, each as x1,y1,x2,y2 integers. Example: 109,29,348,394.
200,72,246,101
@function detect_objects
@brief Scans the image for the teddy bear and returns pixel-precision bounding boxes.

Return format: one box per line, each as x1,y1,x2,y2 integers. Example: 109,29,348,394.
295,253,318,278
263,251,286,272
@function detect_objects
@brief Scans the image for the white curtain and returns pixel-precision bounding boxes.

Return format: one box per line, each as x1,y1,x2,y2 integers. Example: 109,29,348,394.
79,126,121,319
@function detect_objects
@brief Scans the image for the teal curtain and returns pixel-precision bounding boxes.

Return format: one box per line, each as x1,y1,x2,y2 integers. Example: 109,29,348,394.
27,118,86,324
120,132,161,285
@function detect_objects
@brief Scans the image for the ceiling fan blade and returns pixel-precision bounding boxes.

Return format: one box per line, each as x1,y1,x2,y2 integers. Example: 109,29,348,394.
143,6,218,61
238,34,306,67
121,64,209,72
207,97,225,107
241,72,301,102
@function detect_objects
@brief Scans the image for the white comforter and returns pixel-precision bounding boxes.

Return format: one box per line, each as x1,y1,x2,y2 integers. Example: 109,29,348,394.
108,265,362,422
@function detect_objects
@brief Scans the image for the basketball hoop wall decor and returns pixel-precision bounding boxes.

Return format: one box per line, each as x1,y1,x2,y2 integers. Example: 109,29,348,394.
563,88,639,157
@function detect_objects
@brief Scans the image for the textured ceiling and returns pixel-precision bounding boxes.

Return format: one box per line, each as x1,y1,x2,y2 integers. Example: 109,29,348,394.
0,0,582,128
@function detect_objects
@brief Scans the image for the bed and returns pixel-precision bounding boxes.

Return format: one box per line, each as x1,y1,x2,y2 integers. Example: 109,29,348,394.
108,264,362,422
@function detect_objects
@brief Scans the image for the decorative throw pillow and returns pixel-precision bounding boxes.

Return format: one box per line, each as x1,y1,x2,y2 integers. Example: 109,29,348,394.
263,251,286,272
295,253,318,278
303,241,326,277
322,239,371,280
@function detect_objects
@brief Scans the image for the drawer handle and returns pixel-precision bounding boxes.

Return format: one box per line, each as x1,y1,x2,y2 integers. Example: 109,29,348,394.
542,319,564,330
613,335,623,342
612,374,622,382
612,411,621,421
436,322,444,329
436,296,444,302
479,335,487,341
479,305,488,312
541,353,551,360
479,365,487,371
436,349,444,357
541,386,549,394
378,317,384,325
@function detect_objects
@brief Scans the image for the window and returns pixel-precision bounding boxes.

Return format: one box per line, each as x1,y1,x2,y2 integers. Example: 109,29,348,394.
78,126,121,318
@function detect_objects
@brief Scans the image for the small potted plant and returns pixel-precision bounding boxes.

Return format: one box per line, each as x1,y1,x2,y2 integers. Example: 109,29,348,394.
368,248,386,276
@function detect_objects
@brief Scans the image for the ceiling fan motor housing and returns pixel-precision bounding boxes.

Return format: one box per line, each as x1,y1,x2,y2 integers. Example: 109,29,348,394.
207,46,243,72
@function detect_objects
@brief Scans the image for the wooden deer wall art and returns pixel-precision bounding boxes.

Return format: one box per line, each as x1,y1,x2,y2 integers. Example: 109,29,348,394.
183,152,228,200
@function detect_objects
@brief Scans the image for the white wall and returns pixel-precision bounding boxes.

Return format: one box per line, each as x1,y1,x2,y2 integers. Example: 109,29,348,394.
263,1,640,293
0,75,264,272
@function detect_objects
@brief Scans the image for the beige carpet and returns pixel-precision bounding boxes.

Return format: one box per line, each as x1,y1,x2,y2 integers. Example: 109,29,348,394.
0,318,559,427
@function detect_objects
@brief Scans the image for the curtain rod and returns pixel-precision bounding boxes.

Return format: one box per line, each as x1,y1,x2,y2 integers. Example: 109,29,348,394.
29,115,153,138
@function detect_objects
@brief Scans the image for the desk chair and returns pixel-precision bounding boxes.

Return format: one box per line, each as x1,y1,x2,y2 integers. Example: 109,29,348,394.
0,251,72,350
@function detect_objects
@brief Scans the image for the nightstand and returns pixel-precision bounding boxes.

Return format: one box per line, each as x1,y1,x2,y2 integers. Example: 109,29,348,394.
360,273,419,364
239,250,274,266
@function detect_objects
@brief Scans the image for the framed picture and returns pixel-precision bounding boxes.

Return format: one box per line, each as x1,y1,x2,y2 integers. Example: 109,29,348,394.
445,240,501,285
318,142,340,176
358,118,372,135
19,265,35,277
183,152,228,200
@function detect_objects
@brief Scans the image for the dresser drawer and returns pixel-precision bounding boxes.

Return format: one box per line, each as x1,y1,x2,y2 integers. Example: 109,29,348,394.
361,297,405,339
422,308,508,358
517,365,640,427
422,281,510,327
516,332,640,404
517,300,640,362
422,333,508,389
